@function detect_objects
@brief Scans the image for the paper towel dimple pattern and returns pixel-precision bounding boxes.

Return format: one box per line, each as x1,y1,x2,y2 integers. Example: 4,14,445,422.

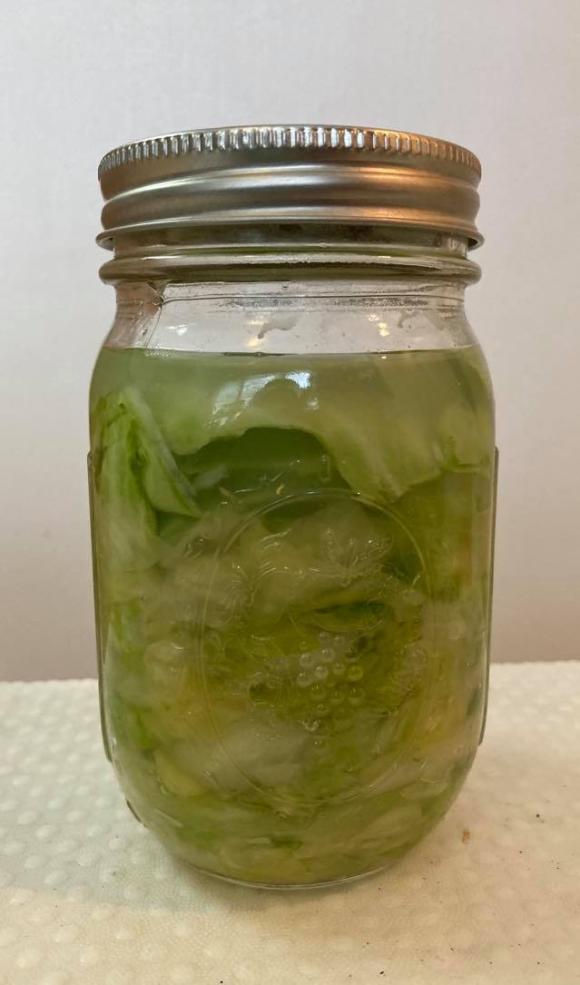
0,665,579,985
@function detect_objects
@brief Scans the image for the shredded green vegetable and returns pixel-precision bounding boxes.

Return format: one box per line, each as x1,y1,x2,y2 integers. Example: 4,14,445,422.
90,347,494,886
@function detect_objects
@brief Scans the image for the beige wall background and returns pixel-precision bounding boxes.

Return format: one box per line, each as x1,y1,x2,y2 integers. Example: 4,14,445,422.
0,0,578,680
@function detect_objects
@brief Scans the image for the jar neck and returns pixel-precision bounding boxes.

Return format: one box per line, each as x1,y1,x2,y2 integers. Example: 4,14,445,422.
99,224,480,286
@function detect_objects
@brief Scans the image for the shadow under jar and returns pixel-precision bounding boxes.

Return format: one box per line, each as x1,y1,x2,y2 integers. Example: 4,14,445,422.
89,125,497,888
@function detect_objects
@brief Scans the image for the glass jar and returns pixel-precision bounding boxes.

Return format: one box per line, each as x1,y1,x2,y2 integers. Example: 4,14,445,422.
90,126,496,888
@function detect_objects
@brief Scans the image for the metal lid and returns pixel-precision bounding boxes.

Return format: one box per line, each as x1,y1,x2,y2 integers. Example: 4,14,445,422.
98,124,482,249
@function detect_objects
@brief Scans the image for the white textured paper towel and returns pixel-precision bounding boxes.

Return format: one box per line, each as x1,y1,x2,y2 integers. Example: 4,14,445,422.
0,663,579,985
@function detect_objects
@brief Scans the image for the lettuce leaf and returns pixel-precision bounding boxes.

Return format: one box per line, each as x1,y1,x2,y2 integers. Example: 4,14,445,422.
90,346,493,885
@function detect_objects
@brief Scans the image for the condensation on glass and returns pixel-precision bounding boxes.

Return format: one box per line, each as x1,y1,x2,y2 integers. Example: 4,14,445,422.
89,126,497,888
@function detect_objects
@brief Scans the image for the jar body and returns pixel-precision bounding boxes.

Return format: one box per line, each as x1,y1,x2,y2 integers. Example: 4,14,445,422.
89,277,495,887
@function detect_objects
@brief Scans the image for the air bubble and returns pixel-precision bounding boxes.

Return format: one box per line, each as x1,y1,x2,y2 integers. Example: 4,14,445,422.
303,719,320,732
308,682,327,700
330,689,346,706
346,664,364,682
314,665,329,681
315,703,331,717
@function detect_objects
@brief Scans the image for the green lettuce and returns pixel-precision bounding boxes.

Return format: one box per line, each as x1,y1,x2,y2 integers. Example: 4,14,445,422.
90,346,494,885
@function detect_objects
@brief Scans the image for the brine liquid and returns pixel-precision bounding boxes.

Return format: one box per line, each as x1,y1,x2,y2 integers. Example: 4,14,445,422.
89,346,495,886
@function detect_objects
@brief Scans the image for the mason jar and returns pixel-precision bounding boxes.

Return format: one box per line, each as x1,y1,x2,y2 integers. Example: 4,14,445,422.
89,125,496,888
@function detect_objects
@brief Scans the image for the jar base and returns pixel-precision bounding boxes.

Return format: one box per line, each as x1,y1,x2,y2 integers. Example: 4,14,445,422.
174,854,400,892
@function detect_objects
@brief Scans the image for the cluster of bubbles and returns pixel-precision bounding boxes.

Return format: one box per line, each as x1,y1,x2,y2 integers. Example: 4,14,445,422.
293,637,366,733
245,630,370,733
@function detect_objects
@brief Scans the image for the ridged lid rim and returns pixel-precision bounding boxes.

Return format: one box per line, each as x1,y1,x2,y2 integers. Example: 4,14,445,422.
99,124,481,181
